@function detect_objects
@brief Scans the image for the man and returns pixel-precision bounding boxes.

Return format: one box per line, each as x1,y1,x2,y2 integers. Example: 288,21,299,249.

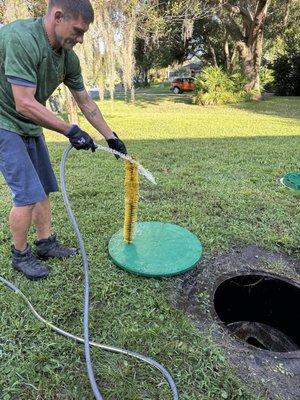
0,0,127,280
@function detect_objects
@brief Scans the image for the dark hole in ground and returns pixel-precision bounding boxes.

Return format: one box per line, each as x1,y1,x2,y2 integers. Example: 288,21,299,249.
214,274,300,352
246,337,269,350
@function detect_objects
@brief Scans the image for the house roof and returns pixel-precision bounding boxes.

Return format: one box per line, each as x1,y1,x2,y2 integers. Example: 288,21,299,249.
184,63,201,70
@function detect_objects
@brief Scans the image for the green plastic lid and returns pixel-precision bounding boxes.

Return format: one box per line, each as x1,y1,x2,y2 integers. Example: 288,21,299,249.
108,222,202,277
281,172,300,191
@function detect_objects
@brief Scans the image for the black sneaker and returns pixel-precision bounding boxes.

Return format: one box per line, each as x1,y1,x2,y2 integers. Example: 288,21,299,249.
35,234,77,260
11,245,49,280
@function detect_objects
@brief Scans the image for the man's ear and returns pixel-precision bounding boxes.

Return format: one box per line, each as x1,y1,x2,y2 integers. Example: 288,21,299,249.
54,10,64,23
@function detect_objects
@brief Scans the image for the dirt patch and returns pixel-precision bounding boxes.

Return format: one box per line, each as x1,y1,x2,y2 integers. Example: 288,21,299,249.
173,245,300,400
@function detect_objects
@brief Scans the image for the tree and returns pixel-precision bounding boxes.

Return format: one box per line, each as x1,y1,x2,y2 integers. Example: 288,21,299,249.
0,0,47,23
189,17,236,71
268,1,300,96
2,0,30,22
88,0,139,102
263,0,300,62
134,0,202,83
118,0,139,102
214,0,271,96
137,1,294,98
0,0,5,23
25,0,47,17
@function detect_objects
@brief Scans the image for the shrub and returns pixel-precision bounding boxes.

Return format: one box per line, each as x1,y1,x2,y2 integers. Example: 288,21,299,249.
260,67,275,92
230,70,248,92
273,53,300,96
194,67,249,105
134,81,150,88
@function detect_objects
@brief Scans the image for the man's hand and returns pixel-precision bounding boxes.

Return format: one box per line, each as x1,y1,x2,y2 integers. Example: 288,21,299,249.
106,132,127,159
67,125,96,152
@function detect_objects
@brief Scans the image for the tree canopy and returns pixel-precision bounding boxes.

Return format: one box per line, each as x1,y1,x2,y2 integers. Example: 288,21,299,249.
0,0,299,99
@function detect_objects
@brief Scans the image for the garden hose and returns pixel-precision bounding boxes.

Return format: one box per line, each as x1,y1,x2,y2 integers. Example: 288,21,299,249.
0,143,179,400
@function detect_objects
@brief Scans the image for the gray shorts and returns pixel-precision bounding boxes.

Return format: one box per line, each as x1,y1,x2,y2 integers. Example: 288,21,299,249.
0,128,59,206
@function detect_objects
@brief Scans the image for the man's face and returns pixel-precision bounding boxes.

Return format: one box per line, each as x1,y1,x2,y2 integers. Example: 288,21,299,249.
54,14,89,50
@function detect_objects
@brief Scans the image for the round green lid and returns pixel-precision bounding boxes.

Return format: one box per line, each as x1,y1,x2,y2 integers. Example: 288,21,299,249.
108,222,202,277
281,172,300,191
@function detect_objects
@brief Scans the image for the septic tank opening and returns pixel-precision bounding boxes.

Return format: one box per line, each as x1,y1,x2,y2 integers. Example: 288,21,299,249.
214,274,300,353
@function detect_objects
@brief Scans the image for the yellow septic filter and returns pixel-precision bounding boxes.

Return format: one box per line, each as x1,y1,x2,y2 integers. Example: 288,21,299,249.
108,157,202,277
123,159,139,243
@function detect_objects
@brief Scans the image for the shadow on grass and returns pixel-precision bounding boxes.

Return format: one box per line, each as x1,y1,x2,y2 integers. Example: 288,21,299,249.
230,96,300,121
106,91,300,120
112,91,194,107
103,92,300,123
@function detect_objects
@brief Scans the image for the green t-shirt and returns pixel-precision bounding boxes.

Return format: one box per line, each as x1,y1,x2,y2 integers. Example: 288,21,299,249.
0,17,84,137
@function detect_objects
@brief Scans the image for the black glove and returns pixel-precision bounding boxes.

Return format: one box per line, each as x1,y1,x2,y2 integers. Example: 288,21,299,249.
106,132,127,159
67,125,96,152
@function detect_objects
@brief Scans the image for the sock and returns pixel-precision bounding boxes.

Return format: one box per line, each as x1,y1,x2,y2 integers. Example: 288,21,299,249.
13,244,30,255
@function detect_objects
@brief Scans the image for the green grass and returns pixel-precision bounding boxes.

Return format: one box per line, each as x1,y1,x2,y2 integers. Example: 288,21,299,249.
1,93,299,399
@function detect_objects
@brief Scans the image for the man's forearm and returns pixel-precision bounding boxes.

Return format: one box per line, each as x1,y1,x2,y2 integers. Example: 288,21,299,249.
77,98,115,139
17,98,71,135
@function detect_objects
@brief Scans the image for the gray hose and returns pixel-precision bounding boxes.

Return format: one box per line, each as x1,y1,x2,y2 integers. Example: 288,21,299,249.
0,144,179,400
0,275,179,399
60,144,179,399
60,144,103,399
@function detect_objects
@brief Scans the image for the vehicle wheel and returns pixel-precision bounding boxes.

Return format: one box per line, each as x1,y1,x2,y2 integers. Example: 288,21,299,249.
173,87,181,94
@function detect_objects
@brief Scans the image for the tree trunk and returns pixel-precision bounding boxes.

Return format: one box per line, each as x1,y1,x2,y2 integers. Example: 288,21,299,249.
0,0,6,23
131,86,135,103
224,32,231,71
124,85,128,102
67,92,79,124
231,46,237,68
236,28,263,97
98,56,106,102
143,67,149,85
222,0,271,98
70,96,78,124
99,80,105,102
130,83,135,103
283,0,292,28
207,38,218,67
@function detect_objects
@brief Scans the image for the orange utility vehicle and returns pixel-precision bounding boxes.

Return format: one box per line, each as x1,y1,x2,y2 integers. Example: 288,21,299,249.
171,77,195,94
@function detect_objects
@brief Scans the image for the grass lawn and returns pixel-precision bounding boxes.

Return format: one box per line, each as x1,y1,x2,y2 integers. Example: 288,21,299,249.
0,92,299,399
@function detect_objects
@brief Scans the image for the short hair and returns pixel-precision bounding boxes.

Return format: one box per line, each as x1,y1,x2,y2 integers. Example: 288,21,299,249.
48,0,94,23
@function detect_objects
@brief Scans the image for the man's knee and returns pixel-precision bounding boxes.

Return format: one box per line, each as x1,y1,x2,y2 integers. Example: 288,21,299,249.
11,203,36,213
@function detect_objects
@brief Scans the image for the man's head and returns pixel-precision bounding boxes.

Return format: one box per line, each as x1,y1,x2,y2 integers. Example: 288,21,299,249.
46,0,94,50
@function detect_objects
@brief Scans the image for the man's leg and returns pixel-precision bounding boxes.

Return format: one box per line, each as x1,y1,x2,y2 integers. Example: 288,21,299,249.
31,196,52,240
33,196,77,259
9,203,49,280
9,204,35,251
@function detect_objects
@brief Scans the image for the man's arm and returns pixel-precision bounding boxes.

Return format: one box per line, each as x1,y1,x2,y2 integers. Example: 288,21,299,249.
70,89,115,140
11,84,96,151
11,84,71,135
